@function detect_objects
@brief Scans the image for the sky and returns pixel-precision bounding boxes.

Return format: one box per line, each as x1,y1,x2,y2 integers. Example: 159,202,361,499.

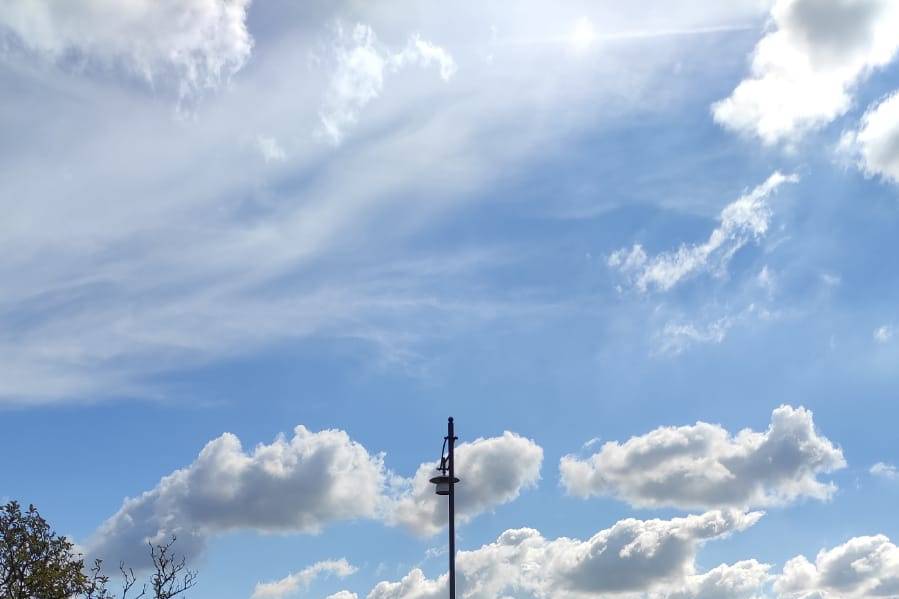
2,0,899,598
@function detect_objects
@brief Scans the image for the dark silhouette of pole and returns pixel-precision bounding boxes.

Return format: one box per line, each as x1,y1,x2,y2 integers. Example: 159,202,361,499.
430,417,460,599
448,417,456,599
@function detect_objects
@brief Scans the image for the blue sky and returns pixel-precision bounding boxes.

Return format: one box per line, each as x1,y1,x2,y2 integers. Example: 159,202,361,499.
2,1,899,598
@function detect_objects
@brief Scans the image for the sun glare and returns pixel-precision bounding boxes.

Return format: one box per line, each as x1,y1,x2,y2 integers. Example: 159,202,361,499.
570,17,596,50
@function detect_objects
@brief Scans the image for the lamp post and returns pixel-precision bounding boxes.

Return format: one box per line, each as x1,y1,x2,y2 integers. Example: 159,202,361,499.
429,417,460,599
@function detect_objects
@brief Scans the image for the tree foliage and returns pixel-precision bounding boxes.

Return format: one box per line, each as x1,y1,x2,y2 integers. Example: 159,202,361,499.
0,501,197,599
0,500,87,599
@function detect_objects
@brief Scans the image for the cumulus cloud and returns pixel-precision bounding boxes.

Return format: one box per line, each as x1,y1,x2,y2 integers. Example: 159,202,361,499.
87,426,542,566
388,431,543,536
841,92,899,185
0,0,252,98
870,462,898,480
713,0,899,144
319,23,456,143
365,510,764,599
252,559,357,599
775,535,899,598
560,405,845,510
367,569,443,599
87,426,388,566
670,560,772,599
609,172,798,292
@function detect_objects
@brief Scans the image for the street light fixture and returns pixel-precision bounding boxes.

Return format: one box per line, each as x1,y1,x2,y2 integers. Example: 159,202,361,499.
429,417,460,599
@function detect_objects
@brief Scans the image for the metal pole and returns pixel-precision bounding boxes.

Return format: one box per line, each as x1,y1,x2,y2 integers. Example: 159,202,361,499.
448,417,456,599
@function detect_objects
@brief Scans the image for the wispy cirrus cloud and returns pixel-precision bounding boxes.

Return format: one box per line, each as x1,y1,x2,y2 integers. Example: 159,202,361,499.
609,172,798,293
318,23,456,143
655,316,734,355
256,135,287,163
654,301,783,356
0,5,801,407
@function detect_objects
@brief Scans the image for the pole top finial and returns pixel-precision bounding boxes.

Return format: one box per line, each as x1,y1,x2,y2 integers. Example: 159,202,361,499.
448,416,453,422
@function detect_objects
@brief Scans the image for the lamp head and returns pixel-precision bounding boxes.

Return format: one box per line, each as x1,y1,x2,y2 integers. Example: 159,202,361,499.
429,474,460,496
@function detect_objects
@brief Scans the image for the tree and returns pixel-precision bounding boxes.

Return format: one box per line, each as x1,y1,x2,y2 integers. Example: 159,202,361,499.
0,501,197,599
0,500,87,599
142,537,197,599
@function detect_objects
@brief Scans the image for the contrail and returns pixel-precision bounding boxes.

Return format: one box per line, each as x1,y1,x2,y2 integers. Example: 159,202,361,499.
594,23,754,42
494,24,754,48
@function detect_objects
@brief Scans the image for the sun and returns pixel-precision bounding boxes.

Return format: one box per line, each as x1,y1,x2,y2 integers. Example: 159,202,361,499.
570,17,596,50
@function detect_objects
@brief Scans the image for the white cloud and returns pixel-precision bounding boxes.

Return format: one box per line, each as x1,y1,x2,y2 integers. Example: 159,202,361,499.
88,426,388,566
325,593,358,599
257,136,287,163
670,560,772,599
367,569,443,599
655,317,734,356
757,265,776,295
654,303,783,356
392,35,458,81
841,91,899,184
0,0,252,98
874,325,894,343
560,405,845,510
367,510,764,599
713,0,899,144
388,431,543,536
87,426,542,567
775,535,899,598
319,24,456,143
820,272,842,288
252,559,357,599
609,172,798,292
870,462,898,480
0,1,792,405
582,436,602,450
